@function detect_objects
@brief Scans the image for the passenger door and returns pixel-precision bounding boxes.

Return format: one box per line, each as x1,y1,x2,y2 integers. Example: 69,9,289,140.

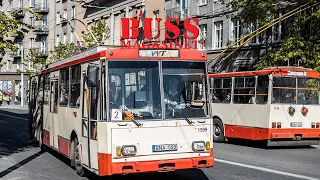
81,63,100,170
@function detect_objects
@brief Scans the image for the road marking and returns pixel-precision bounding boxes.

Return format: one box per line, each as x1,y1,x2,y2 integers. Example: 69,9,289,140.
0,112,28,121
215,158,319,180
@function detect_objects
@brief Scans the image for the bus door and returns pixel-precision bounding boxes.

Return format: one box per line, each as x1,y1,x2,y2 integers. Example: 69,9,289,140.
29,78,37,139
81,63,100,170
49,78,59,148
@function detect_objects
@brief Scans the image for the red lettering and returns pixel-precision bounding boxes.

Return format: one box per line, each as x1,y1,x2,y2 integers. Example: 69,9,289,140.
144,18,161,40
165,18,180,40
121,18,140,39
184,18,199,39
121,40,131,49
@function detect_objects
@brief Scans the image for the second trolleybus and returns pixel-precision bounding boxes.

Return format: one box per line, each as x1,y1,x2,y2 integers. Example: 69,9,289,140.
209,67,320,146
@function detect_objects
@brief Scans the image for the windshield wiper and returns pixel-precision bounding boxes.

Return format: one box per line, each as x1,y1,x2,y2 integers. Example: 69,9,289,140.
166,101,193,125
110,102,142,127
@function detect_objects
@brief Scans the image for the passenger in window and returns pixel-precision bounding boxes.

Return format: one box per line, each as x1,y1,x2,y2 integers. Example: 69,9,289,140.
212,94,221,103
283,92,295,103
222,93,231,103
307,92,318,104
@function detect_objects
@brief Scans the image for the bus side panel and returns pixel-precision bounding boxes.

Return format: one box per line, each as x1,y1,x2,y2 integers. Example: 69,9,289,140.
212,104,270,140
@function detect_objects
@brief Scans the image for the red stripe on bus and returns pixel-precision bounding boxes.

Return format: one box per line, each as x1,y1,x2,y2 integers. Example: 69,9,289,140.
43,130,50,146
58,136,70,157
98,150,214,176
224,124,320,140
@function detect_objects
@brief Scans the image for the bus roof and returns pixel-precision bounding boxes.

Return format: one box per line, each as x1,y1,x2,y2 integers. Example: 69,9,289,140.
42,46,207,73
209,66,320,79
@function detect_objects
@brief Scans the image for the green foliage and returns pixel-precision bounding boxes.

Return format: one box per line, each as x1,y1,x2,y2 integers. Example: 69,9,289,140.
83,19,110,49
48,42,78,64
0,8,42,67
219,0,320,71
23,49,47,72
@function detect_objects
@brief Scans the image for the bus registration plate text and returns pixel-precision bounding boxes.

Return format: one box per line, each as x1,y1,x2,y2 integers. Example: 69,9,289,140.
291,122,302,127
152,144,178,152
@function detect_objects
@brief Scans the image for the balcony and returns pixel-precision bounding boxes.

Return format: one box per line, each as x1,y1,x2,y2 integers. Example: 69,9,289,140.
34,4,49,13
166,6,189,21
11,51,22,58
11,8,25,18
61,18,68,24
33,25,49,35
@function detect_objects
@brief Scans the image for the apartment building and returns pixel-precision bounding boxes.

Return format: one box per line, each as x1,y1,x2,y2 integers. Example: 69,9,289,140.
0,0,52,105
53,0,86,51
164,0,287,72
83,0,165,46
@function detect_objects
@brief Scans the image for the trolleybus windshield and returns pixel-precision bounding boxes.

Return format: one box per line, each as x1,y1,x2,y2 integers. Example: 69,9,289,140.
108,60,208,121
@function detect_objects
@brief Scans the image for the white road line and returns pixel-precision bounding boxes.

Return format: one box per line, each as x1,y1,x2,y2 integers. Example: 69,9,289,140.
215,158,319,180
0,112,28,121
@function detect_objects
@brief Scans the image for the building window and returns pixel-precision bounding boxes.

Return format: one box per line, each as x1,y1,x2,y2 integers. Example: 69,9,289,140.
70,31,74,43
231,19,241,45
56,35,60,46
214,21,223,49
56,12,60,24
29,0,35,7
42,15,47,26
41,37,46,54
63,33,66,44
7,61,11,70
273,11,284,42
8,0,13,11
71,6,76,19
29,38,34,49
153,10,159,38
199,0,207,6
63,9,67,19
29,17,34,27
250,21,262,44
198,24,207,50
19,0,23,8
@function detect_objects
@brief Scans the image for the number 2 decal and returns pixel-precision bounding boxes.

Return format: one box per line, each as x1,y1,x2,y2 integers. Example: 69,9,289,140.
114,111,119,118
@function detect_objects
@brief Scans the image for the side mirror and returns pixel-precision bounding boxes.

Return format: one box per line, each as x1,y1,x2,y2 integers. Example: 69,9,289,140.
87,65,99,87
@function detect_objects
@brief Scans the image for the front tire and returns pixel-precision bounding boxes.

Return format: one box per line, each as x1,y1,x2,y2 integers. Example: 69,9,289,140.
73,138,87,177
213,118,224,143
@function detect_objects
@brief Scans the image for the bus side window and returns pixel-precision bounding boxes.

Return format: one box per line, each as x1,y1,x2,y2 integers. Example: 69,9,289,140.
256,76,269,104
59,68,69,106
211,78,231,103
70,65,81,108
234,77,255,104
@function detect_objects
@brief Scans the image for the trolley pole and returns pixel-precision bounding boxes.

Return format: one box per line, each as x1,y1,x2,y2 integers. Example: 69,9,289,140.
21,47,24,107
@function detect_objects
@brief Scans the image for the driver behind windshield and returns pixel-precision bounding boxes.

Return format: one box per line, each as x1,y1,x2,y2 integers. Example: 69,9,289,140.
164,78,191,109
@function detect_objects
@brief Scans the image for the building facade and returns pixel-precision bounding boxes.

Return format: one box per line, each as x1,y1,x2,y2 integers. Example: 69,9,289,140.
164,0,287,73
0,0,52,105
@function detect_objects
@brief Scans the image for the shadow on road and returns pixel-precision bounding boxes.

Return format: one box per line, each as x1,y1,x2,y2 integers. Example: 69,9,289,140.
0,108,34,157
224,138,317,150
0,151,44,178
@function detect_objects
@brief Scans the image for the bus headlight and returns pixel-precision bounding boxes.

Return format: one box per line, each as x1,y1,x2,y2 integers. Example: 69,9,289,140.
192,141,206,151
121,145,137,156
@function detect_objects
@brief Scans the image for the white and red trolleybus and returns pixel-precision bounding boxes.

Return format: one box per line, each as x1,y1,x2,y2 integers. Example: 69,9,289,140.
28,46,214,177
209,67,320,146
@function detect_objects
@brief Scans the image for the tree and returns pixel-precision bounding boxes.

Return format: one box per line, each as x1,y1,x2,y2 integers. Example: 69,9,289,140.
82,19,110,49
22,49,47,72
219,0,320,71
0,8,41,68
48,42,78,64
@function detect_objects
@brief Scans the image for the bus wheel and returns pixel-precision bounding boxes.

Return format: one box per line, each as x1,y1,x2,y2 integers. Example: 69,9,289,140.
213,118,224,143
73,138,87,177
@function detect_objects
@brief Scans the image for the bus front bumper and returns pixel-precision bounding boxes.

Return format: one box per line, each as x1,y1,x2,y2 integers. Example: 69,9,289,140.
98,149,214,176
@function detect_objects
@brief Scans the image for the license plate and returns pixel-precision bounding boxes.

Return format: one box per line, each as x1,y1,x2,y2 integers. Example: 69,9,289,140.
152,144,178,152
291,122,302,127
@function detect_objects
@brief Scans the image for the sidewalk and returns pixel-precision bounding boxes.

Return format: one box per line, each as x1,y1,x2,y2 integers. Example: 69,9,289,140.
0,104,29,110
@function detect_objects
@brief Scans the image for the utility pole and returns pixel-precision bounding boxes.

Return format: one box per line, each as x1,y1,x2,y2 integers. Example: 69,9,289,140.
21,47,24,107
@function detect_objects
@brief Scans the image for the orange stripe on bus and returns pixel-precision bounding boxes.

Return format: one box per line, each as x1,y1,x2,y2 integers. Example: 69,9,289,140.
224,124,320,140
98,153,214,176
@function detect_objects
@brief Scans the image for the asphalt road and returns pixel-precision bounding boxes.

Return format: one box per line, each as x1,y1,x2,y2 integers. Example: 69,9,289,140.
0,108,319,180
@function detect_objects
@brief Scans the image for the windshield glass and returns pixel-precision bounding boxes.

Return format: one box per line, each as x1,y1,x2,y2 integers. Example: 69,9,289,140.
272,77,319,105
162,61,208,119
108,61,162,120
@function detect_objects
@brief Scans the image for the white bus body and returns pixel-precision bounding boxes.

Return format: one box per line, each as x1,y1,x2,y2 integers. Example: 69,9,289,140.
29,47,214,177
